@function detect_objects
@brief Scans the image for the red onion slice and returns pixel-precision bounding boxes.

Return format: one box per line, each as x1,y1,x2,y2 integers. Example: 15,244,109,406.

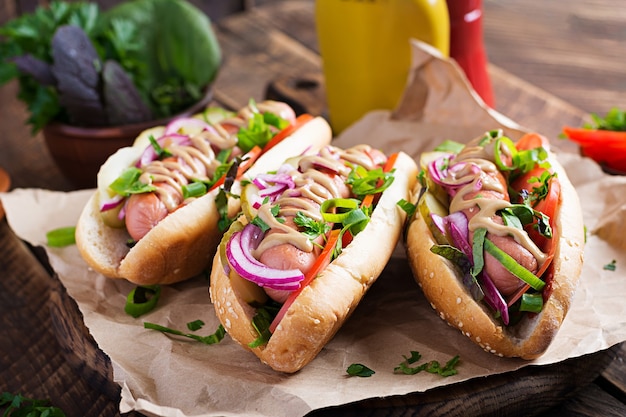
444,211,471,258
164,117,217,136
99,194,124,212
226,224,304,290
254,172,296,200
480,271,510,325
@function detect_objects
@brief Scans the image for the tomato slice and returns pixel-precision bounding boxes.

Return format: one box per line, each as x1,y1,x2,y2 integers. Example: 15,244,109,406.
506,142,561,307
515,132,550,151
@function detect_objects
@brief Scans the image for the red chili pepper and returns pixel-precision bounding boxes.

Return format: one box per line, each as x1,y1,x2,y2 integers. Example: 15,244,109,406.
562,126,626,146
562,126,626,172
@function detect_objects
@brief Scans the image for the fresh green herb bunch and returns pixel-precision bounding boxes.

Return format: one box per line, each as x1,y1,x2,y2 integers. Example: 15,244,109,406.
585,107,626,132
0,0,221,133
0,392,66,416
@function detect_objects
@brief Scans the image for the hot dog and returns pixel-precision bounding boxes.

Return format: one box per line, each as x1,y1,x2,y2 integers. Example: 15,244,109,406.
210,144,418,372
75,100,332,285
404,130,585,359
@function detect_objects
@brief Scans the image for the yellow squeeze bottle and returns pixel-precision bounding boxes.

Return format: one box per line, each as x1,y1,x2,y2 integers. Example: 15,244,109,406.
315,0,450,133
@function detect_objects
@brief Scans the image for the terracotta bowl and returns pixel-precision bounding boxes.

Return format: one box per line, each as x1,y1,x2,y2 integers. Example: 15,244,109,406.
42,89,213,189
0,167,10,220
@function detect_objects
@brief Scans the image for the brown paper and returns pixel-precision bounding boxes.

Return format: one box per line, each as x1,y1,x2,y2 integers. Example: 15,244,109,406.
2,40,626,417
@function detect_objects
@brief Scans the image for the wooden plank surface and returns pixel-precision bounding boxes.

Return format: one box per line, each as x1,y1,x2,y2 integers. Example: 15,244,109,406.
483,0,626,119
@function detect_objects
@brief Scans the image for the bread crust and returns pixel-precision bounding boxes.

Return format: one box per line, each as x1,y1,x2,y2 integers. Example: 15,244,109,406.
210,152,418,372
405,150,584,359
76,116,332,285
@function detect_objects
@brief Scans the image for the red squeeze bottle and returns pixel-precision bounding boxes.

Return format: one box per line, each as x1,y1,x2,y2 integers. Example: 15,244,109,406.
446,0,495,107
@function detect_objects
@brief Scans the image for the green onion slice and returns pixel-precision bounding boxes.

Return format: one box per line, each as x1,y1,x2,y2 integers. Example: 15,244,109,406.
125,285,161,318
483,238,545,291
320,198,360,223
46,226,77,247
144,322,226,345
520,293,544,313
494,136,517,171
182,181,207,199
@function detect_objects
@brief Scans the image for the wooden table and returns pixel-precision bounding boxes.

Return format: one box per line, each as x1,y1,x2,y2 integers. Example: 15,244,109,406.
1,1,625,416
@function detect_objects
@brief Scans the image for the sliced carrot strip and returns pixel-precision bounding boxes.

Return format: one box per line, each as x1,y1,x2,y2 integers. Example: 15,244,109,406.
236,145,262,177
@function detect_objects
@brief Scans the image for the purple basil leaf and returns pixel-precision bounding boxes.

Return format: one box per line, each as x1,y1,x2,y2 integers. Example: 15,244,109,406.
51,25,106,126
102,60,152,125
11,54,56,86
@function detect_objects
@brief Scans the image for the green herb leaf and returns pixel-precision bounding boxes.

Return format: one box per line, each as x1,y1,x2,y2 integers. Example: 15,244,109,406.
109,167,155,196
148,134,172,159
346,166,395,198
397,198,417,217
586,107,626,132
0,392,66,417
434,139,465,154
186,319,205,331
293,211,331,240
603,259,617,271
500,204,552,239
251,204,281,233
144,321,225,345
471,227,488,278
46,226,76,247
125,285,161,318
248,302,280,348
394,352,460,377
216,188,233,232
430,245,471,271
236,110,288,153
346,363,375,377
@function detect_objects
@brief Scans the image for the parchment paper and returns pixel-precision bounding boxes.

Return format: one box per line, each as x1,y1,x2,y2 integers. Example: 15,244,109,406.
2,41,626,417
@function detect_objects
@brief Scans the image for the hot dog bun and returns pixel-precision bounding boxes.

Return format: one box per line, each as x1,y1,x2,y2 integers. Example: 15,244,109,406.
405,133,585,359
76,111,332,285
210,150,418,373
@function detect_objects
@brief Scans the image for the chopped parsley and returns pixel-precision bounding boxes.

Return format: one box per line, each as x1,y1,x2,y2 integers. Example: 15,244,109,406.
0,392,65,417
346,165,395,198
394,351,460,377
144,321,226,345
294,211,331,240
604,260,617,271
346,363,375,377
396,198,417,217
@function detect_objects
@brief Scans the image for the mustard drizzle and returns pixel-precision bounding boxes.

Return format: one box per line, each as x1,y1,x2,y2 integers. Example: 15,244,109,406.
447,141,548,265
251,145,384,257
137,101,278,211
